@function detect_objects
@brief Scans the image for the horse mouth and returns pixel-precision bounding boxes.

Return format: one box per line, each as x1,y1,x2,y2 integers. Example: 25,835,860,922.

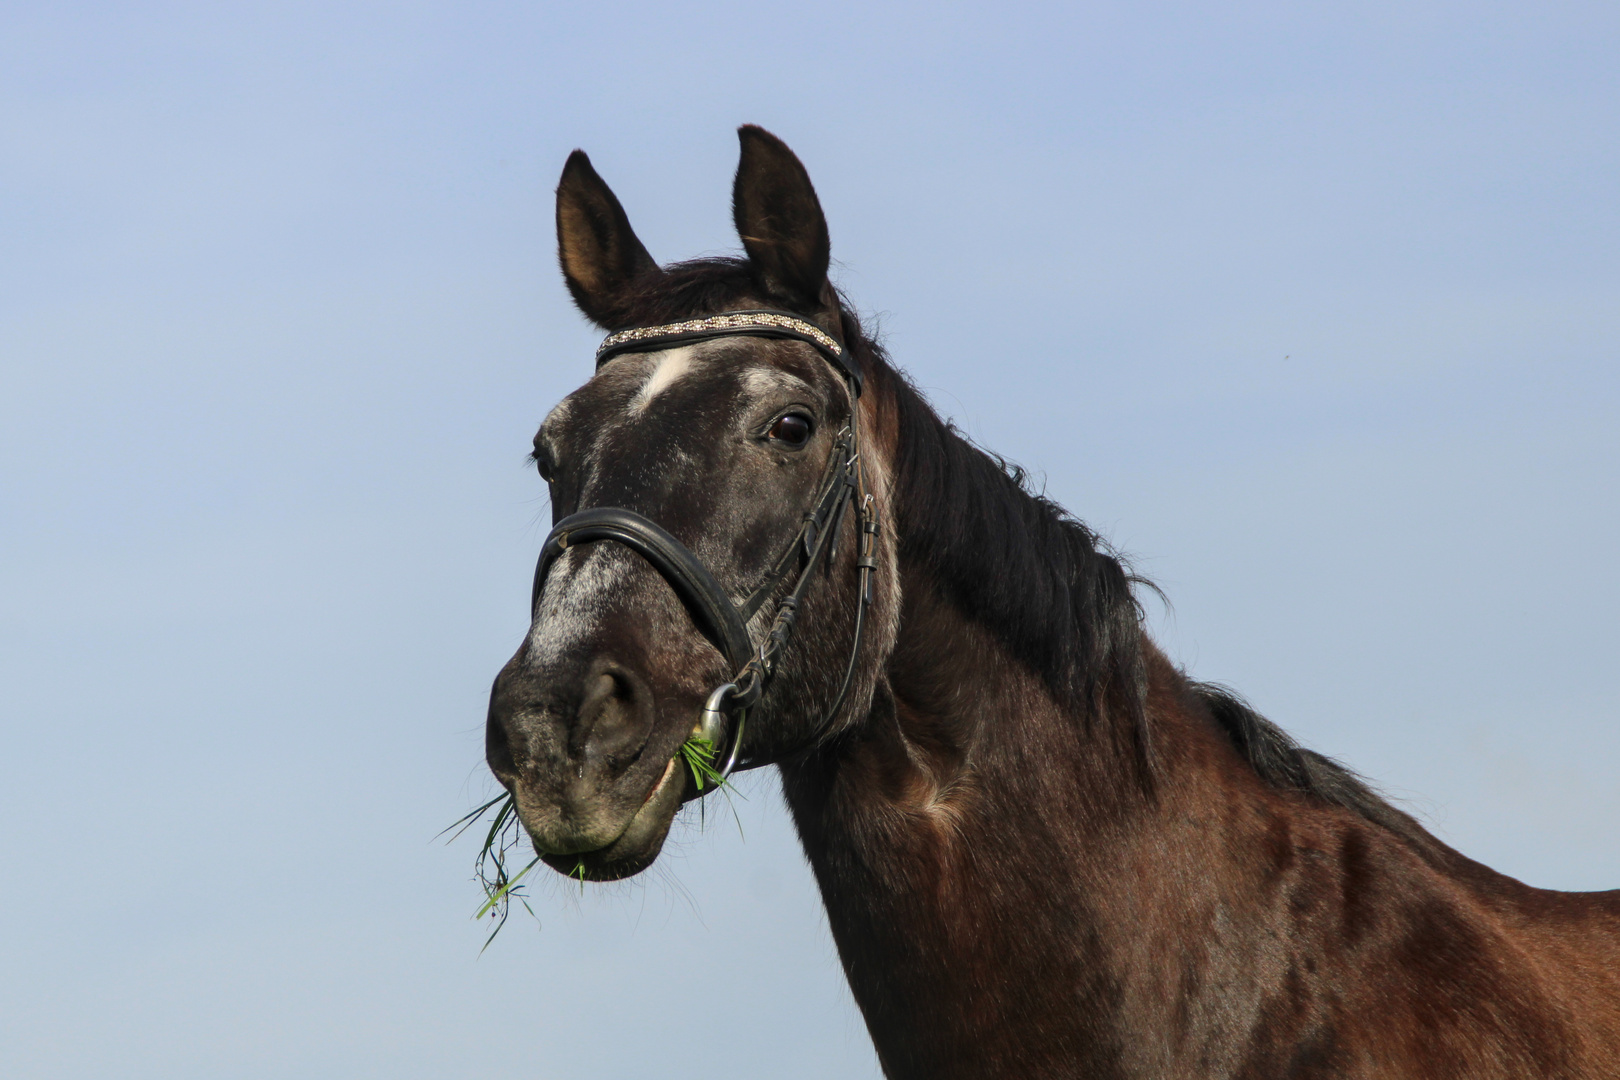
533,756,689,882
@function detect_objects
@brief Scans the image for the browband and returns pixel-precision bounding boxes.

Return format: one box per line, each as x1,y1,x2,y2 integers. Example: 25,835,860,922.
595,309,862,395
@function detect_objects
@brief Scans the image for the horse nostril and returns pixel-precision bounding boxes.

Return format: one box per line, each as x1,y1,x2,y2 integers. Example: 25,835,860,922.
571,662,654,769
485,674,521,786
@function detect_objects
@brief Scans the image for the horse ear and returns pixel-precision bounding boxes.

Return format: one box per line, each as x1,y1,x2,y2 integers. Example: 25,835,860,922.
556,150,660,327
732,126,832,310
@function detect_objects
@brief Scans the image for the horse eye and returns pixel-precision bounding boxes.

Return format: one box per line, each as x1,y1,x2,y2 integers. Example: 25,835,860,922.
534,451,555,481
767,413,813,448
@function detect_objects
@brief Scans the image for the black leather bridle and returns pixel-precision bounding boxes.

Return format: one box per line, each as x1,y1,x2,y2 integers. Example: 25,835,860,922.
530,310,878,787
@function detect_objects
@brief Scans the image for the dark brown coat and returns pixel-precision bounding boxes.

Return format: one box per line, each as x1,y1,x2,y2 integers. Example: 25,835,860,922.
486,126,1620,1078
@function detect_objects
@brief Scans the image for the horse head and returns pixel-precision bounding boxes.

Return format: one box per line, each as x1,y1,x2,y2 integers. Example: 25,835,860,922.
485,127,897,881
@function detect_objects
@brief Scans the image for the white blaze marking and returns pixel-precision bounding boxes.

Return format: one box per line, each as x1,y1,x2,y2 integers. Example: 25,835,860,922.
629,347,697,413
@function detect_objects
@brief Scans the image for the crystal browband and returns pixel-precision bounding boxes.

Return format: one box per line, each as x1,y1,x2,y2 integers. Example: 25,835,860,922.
595,309,862,394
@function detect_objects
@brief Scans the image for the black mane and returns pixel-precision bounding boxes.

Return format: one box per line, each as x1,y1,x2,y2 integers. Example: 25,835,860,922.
608,258,1435,851
1191,682,1443,856
877,359,1150,743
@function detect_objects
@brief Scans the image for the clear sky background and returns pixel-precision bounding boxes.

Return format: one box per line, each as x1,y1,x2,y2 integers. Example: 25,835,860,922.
3,3,1617,1078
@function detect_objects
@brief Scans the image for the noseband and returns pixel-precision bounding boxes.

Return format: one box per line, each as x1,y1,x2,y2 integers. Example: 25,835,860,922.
530,310,878,788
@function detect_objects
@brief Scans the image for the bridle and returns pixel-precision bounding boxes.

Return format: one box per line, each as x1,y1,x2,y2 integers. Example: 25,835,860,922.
530,310,878,789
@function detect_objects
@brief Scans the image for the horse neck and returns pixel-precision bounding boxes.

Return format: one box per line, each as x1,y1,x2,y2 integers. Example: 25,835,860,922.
777,365,1321,1075
774,364,1620,1078
780,567,1260,1076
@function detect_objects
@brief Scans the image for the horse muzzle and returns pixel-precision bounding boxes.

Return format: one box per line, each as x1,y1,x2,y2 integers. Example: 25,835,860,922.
486,650,695,880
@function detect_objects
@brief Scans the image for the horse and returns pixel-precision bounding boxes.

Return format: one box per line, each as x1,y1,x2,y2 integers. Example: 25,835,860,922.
485,125,1620,1078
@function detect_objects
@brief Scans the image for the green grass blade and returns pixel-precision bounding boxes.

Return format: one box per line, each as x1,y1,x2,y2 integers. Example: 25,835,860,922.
475,855,541,921
436,792,510,842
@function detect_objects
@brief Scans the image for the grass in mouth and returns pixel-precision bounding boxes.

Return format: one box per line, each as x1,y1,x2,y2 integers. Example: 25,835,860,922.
678,729,745,835
446,733,742,950
441,791,541,953
678,734,727,792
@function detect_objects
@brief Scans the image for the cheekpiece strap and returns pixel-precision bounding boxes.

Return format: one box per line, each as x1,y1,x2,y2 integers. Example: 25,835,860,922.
595,309,862,395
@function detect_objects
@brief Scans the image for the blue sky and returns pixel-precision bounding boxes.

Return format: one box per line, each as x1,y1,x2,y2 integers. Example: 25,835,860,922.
3,3,1617,1077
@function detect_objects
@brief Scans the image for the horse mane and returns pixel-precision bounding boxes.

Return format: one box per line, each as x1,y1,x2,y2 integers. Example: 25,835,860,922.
609,257,1440,856
1190,682,1445,857
873,355,1151,751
